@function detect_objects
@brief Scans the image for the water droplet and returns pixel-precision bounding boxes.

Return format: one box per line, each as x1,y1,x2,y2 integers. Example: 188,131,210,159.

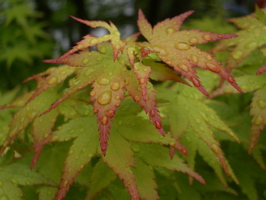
99,47,107,53
206,62,221,73
134,95,141,102
93,108,98,114
62,180,69,188
206,55,212,61
82,58,89,65
132,143,141,152
175,42,191,51
154,121,162,129
100,116,108,125
245,41,257,49
90,91,96,97
90,38,98,45
69,149,74,154
179,64,189,72
189,37,198,44
150,109,155,117
47,76,57,85
202,34,212,41
165,27,176,34
139,78,145,85
228,76,234,83
181,149,188,155
97,76,110,85
105,110,115,118
97,90,112,105
254,114,264,125
191,77,201,87
152,46,167,56
210,143,219,153
191,55,198,64
115,102,120,107
232,50,243,59
257,99,266,109
84,68,94,77
134,64,139,71
114,44,121,50
115,95,121,100
111,82,120,91
77,44,83,49
9,178,18,184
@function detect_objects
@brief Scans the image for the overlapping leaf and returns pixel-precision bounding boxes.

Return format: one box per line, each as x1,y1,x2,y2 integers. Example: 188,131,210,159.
0,151,55,200
137,9,242,95
212,7,266,72
165,85,238,183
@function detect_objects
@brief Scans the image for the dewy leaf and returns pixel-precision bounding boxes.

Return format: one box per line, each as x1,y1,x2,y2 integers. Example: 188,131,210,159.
102,128,139,200
249,85,266,153
137,143,205,185
131,157,159,200
167,86,238,176
212,7,266,71
124,70,165,136
44,16,125,61
0,87,59,156
43,115,99,200
86,159,116,200
43,40,167,155
137,9,242,96
210,73,266,97
0,154,55,200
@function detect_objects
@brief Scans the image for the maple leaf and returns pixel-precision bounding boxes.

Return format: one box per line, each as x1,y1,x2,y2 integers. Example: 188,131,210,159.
0,86,59,156
137,9,242,95
212,7,266,72
0,151,55,200
162,85,239,182
249,85,266,153
42,36,168,155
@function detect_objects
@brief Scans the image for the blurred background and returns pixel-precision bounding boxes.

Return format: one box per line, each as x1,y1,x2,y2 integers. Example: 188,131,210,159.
0,0,262,92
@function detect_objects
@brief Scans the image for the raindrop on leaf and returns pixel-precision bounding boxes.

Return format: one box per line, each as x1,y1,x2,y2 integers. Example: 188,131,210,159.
97,90,112,105
175,42,191,51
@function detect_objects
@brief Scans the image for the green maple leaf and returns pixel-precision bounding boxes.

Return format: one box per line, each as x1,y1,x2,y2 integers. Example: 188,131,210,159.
31,98,204,200
137,9,242,95
0,151,55,200
212,7,266,73
163,85,238,183
249,85,266,153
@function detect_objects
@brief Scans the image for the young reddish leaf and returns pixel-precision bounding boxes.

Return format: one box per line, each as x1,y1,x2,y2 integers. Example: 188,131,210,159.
137,9,242,95
85,159,116,200
249,85,266,154
48,16,126,61
133,62,151,101
124,71,165,136
102,129,139,200
212,7,266,70
90,71,125,155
